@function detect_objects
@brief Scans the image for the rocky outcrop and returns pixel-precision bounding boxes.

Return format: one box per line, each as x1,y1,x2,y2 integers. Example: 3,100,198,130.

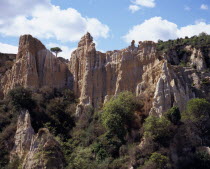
22,128,64,169
69,33,160,111
10,110,64,169
149,62,195,116
10,110,34,161
1,35,72,96
69,33,210,116
0,53,16,98
1,33,209,116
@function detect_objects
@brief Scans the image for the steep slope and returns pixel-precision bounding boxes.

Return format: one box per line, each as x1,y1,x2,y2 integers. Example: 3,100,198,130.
1,35,72,96
10,110,64,169
69,33,210,116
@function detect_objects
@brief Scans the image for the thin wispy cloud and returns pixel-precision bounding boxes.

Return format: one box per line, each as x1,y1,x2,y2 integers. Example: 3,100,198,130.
184,6,191,11
134,0,155,8
129,5,140,13
200,4,208,10
129,0,156,13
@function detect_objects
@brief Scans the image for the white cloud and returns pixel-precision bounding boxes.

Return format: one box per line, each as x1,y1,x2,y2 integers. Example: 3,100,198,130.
123,17,177,43
200,4,208,10
0,42,18,54
47,43,76,60
0,0,50,20
133,0,155,8
123,17,210,43
129,5,140,13
177,22,210,38
0,1,109,42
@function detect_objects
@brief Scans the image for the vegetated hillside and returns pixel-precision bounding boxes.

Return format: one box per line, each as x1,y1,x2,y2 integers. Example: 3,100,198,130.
0,33,210,169
157,32,210,69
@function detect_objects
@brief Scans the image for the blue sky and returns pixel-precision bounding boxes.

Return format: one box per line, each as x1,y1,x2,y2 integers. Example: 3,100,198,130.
0,0,210,59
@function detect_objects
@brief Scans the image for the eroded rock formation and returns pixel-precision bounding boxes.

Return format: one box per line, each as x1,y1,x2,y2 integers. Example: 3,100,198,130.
10,110,64,169
1,35,72,96
69,33,161,112
1,33,209,117
69,33,210,116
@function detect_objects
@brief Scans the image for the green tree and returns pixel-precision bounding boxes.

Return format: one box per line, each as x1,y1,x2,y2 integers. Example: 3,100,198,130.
142,152,170,169
165,106,181,124
8,87,35,111
184,98,210,124
46,98,75,139
102,92,137,140
143,116,171,144
50,47,62,57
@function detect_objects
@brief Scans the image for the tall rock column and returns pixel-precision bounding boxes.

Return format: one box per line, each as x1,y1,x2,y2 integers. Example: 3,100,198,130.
10,110,34,161
1,34,72,95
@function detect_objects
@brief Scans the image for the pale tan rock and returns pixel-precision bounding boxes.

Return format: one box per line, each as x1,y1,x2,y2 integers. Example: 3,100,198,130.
1,35,71,96
10,110,64,169
69,33,160,110
150,62,195,116
22,128,64,169
10,110,34,161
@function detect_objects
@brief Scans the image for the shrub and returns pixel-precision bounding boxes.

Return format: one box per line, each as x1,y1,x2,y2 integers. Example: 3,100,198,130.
184,98,210,124
143,116,171,145
7,87,35,111
46,98,75,139
102,92,138,140
141,152,170,169
165,106,181,125
93,133,122,160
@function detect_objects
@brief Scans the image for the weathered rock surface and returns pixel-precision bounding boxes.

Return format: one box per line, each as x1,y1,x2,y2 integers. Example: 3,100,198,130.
69,33,210,116
10,110,64,169
1,33,209,116
10,110,34,161
1,35,72,96
149,62,196,116
69,33,161,112
0,53,16,98
22,128,64,169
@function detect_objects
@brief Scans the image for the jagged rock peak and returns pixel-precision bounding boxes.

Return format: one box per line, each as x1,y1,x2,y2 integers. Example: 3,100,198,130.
10,110,64,168
17,34,46,60
78,32,94,47
23,128,65,169
10,110,34,161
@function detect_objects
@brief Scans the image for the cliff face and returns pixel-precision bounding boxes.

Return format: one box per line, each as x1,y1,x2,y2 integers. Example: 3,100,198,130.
0,53,16,98
69,33,161,112
69,33,210,115
10,110,64,169
1,35,72,96
0,33,209,116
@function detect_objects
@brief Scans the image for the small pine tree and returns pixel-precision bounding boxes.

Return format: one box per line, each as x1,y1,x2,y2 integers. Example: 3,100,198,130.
50,47,62,57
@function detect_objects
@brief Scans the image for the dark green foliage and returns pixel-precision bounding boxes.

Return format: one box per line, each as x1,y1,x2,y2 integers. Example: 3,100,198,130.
183,98,210,124
102,92,139,140
143,116,172,145
50,47,62,57
157,33,210,68
46,97,75,139
7,87,35,111
165,106,181,124
93,133,122,160
0,123,16,168
141,152,170,169
157,33,210,52
179,152,210,169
